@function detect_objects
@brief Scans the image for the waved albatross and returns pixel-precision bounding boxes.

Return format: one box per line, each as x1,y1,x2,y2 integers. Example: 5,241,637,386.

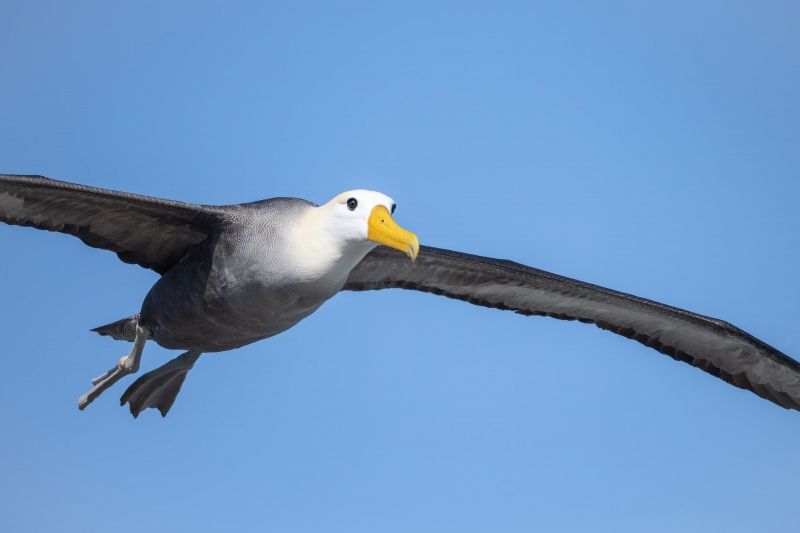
2,174,799,418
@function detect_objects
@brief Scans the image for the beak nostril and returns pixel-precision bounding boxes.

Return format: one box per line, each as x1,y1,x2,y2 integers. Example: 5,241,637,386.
367,205,419,260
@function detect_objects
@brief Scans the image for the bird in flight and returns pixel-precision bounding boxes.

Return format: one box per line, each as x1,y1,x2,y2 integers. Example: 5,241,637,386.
2,174,799,418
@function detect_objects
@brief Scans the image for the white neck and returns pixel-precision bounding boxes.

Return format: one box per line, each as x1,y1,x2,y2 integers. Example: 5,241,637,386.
286,203,378,286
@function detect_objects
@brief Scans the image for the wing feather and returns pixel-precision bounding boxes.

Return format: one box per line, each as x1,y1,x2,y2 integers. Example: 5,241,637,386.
344,245,800,411
0,174,226,274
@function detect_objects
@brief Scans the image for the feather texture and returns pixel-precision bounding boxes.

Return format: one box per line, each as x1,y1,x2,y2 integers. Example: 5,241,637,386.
0,174,224,274
344,246,800,410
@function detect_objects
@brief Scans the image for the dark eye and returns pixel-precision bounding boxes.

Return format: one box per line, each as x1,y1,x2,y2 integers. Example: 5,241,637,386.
391,203,396,215
347,198,358,211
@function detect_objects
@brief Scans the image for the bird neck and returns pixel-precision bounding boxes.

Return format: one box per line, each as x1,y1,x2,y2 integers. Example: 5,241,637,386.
286,204,377,287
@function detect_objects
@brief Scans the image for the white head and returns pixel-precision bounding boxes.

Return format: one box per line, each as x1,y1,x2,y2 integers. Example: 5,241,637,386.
290,189,419,282
320,189,418,260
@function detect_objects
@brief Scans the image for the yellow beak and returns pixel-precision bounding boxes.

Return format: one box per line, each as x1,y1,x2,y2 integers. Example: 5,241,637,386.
367,205,419,260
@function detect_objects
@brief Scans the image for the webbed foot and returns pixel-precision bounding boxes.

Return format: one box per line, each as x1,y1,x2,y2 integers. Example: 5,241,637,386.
78,325,150,410
79,365,130,410
120,350,201,418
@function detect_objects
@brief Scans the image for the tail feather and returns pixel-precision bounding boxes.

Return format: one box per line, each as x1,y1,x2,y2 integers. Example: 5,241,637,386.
91,314,140,342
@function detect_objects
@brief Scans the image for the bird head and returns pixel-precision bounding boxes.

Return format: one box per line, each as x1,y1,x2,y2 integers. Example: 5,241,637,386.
323,190,419,261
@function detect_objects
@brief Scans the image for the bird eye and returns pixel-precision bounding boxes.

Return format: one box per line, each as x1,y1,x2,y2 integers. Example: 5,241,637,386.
347,198,358,211
391,203,396,215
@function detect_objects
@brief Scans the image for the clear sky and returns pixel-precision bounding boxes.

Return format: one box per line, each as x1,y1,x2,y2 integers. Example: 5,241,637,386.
2,1,799,531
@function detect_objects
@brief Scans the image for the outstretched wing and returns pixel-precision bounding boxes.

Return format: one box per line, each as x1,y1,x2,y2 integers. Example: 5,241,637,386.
344,245,800,411
0,174,226,274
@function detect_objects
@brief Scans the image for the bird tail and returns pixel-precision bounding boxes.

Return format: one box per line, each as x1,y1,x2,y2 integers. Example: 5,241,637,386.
91,314,141,342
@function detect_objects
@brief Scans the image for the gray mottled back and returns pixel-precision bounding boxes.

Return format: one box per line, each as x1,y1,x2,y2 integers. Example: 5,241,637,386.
140,197,322,352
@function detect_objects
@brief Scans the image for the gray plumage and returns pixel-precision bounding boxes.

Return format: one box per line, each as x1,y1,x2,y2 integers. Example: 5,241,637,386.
345,247,800,410
2,173,800,416
0,173,222,273
139,197,327,353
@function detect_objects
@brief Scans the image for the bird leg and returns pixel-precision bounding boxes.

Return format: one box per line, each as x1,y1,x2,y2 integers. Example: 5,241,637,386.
120,350,201,418
78,325,150,410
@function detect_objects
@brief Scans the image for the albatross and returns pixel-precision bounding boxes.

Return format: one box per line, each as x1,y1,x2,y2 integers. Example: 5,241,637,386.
2,174,799,417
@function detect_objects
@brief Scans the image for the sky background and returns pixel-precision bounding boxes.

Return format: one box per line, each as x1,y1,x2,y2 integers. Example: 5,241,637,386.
2,1,800,531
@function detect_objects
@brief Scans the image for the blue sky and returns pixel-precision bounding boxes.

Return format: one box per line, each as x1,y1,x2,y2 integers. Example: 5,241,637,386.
2,1,800,531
